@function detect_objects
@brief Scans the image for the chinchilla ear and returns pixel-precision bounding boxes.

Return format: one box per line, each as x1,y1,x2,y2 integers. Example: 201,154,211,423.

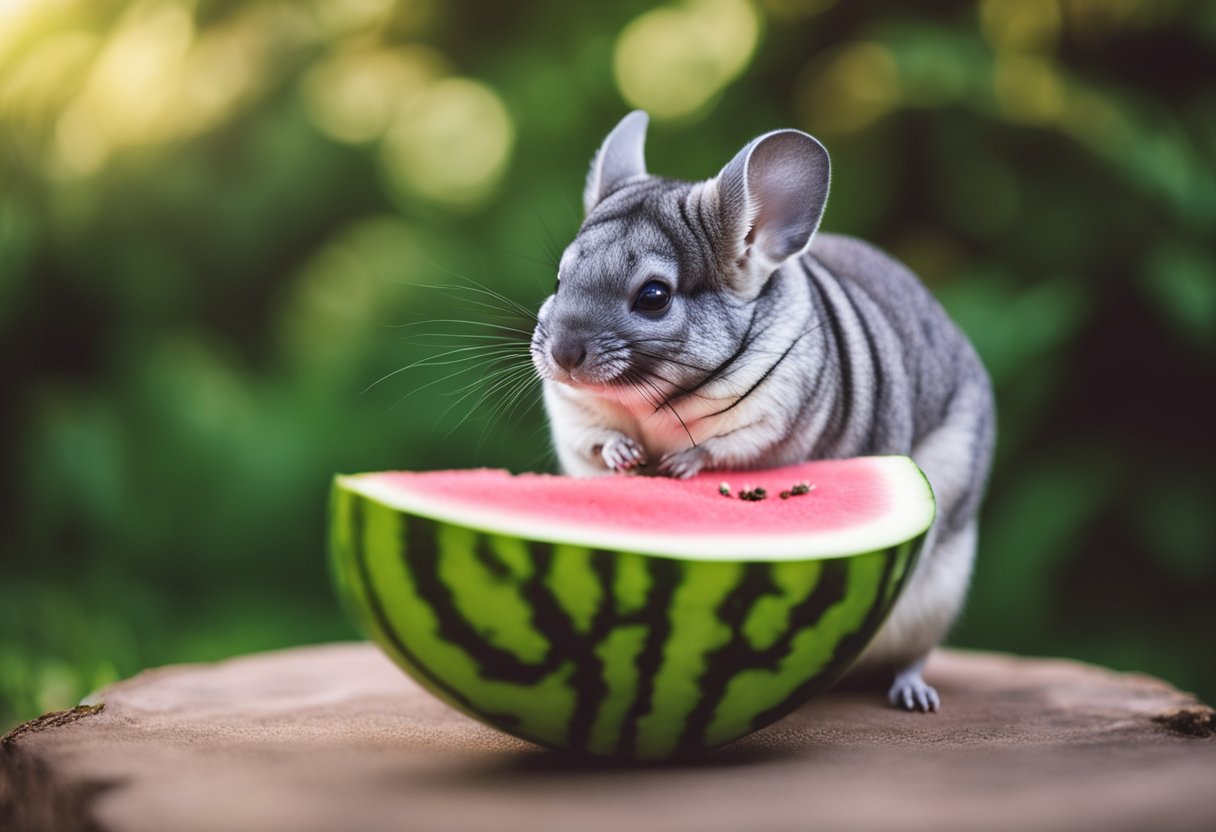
714,129,830,297
584,111,649,214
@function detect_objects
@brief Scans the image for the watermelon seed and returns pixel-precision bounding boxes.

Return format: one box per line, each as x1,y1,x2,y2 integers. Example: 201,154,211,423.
738,486,767,502
779,491,791,500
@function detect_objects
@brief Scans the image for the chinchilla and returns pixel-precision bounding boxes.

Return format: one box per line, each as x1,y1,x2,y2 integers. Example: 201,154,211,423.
530,111,995,711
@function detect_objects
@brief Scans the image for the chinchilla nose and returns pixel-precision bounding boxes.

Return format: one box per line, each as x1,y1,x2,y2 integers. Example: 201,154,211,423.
550,337,588,371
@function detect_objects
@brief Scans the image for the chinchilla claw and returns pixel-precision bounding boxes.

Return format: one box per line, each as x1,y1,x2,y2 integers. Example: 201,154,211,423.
601,435,646,472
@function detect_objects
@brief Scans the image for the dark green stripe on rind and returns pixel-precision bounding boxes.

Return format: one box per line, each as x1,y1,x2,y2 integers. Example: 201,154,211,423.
678,559,849,754
406,519,559,683
742,531,924,736
614,556,680,758
337,489,500,724
329,480,929,760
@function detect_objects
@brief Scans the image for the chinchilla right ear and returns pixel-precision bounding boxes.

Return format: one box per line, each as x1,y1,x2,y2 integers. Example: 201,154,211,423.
713,129,830,300
584,111,650,215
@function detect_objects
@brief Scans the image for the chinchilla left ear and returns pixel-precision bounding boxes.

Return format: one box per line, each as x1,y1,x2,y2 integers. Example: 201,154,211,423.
584,111,649,215
713,129,830,298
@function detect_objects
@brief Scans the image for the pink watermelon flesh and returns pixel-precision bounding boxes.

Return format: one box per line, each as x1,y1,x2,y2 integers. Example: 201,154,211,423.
344,456,934,562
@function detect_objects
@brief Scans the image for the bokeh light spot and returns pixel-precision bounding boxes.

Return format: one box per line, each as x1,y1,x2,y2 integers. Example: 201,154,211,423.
795,42,900,135
302,46,447,144
1058,0,1153,33
278,216,418,370
980,0,1061,53
1059,86,1133,156
613,0,760,120
380,77,514,207
81,1,195,139
993,55,1065,124
312,0,398,36
0,31,98,129
759,0,836,18
0,0,73,59
174,19,265,137
51,99,109,177
889,30,972,108
48,1,195,175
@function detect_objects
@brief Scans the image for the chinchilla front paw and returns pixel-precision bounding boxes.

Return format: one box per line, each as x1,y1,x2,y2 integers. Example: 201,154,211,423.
657,446,709,480
600,434,647,473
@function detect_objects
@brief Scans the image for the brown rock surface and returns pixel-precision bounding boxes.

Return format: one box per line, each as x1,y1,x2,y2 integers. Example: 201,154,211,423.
2,643,1213,832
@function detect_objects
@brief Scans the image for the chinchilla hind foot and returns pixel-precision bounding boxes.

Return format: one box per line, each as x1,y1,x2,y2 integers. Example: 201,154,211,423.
887,658,939,713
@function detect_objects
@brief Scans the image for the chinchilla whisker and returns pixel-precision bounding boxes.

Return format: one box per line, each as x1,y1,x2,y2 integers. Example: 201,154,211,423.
362,344,528,394
630,364,710,401
631,371,696,446
442,363,539,438
623,369,683,433
642,374,700,442
488,369,540,425
400,331,526,340
444,358,536,398
397,251,541,320
664,400,696,449
435,290,535,323
619,373,661,416
382,278,536,325
385,359,511,412
452,357,537,398
436,367,532,432
507,248,561,272
406,289,535,328
528,202,568,267
475,373,543,454
404,342,528,362
399,335,530,348
440,276,541,322
476,379,549,464
381,339,532,409
628,336,687,345
628,349,717,374
401,343,527,355
417,346,531,371
386,318,536,337
504,375,543,426
630,362,733,406
526,448,559,471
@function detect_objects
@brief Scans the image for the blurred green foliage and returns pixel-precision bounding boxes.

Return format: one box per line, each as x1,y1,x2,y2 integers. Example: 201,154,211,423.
2,0,1213,730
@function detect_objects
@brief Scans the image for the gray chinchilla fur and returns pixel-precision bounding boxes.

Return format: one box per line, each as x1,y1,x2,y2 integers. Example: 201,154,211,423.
531,111,995,711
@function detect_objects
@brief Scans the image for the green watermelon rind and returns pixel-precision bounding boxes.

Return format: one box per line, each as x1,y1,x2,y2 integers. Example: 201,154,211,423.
328,460,933,760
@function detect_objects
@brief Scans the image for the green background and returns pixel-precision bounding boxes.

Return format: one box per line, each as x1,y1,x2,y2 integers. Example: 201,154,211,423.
2,0,1213,731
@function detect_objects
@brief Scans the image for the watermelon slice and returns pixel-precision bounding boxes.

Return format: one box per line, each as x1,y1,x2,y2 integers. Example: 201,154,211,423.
329,456,934,759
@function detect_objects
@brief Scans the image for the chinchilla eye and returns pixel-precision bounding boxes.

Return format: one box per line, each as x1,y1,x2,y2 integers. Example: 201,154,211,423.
633,280,672,315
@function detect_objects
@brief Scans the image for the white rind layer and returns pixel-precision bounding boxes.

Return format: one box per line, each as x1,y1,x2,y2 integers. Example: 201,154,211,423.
338,456,935,562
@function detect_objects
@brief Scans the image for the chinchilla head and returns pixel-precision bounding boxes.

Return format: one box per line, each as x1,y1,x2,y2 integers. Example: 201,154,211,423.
531,111,830,397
